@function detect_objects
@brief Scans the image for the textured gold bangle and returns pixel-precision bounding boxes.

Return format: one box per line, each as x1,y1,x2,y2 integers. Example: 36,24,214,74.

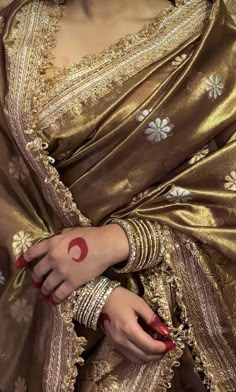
130,219,148,270
154,222,165,263
111,218,163,273
86,279,111,327
73,277,120,331
91,281,120,331
111,218,137,272
83,278,109,327
139,220,155,268
145,220,161,268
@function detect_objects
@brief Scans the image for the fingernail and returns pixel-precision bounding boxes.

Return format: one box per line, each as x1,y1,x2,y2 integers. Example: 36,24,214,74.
38,292,46,300
164,341,176,351
48,298,57,306
149,315,170,336
32,279,41,289
159,325,171,336
15,255,27,268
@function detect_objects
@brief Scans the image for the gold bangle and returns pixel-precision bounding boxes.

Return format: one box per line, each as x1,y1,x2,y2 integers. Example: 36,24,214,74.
73,277,120,330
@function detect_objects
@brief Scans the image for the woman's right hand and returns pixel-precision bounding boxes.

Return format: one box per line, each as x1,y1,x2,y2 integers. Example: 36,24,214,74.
99,287,176,365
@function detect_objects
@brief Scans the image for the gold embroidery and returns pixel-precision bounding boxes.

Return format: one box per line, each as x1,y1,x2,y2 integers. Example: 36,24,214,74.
35,0,212,132
0,16,4,34
162,227,236,391
4,1,90,229
43,300,87,392
3,0,219,390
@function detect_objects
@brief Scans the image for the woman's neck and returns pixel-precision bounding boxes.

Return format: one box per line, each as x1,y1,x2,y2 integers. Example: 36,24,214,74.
66,0,171,21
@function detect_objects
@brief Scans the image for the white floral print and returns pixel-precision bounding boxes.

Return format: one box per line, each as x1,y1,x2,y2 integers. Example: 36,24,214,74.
144,117,174,143
189,145,209,164
166,186,192,203
136,108,152,122
9,157,29,181
205,74,224,101
0,16,4,34
131,188,151,204
0,270,5,285
12,231,34,257
11,298,32,323
15,377,27,392
172,53,187,67
224,170,236,191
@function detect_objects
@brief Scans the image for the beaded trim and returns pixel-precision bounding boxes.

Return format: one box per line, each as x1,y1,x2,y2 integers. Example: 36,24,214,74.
4,1,91,228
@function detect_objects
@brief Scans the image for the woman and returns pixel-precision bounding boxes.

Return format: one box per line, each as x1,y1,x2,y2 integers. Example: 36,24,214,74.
0,0,236,390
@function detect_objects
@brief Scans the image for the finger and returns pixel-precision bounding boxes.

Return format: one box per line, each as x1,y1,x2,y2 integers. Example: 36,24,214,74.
40,271,63,297
51,281,74,304
15,239,49,268
135,299,170,336
114,341,162,365
129,319,169,355
32,256,52,283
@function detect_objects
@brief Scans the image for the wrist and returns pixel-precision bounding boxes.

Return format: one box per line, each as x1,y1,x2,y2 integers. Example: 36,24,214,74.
99,224,129,268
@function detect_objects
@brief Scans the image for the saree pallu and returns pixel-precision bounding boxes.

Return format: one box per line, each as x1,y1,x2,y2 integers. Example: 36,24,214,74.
0,0,236,391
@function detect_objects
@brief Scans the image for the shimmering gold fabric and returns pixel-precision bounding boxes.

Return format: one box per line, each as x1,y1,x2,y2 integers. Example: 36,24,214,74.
0,0,236,391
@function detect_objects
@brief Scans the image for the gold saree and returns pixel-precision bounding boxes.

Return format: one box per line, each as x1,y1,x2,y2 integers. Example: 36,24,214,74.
0,0,236,391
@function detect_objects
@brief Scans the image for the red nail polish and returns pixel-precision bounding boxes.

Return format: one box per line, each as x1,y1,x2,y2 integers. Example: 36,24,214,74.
164,341,176,351
38,292,46,300
15,255,27,268
32,279,41,288
148,315,170,336
159,325,171,336
48,298,57,306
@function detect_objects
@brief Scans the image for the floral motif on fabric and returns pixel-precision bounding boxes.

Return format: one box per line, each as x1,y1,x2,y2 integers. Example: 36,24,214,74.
11,298,32,323
12,231,34,257
0,16,4,34
166,186,192,203
0,270,5,285
14,377,27,392
205,74,224,101
224,170,236,191
144,117,174,143
131,188,152,204
136,108,152,122
9,157,29,181
189,145,209,164
172,53,187,67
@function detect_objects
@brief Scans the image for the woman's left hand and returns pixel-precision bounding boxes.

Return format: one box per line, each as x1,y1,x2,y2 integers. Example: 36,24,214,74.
15,225,129,304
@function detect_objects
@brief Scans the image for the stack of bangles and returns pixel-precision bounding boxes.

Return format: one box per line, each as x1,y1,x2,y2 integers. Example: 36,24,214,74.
111,218,164,273
73,218,164,330
73,276,121,330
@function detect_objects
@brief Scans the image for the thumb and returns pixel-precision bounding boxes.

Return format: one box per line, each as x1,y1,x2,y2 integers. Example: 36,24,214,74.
135,298,170,337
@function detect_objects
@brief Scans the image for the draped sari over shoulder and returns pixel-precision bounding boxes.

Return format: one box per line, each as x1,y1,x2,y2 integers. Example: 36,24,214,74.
0,0,236,391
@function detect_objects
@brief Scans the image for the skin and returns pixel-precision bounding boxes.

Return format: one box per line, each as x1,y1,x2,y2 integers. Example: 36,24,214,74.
16,0,176,363
53,0,172,68
16,225,129,301
100,287,175,364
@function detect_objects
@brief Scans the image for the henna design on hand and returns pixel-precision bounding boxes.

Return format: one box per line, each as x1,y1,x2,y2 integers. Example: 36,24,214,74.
67,237,88,262
99,312,111,331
